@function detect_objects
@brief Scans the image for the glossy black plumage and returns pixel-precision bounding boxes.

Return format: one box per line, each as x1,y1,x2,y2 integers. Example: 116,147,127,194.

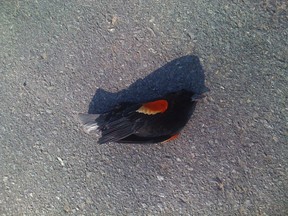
79,89,202,144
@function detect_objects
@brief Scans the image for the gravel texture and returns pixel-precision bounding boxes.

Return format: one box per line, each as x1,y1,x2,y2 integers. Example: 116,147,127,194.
0,0,287,215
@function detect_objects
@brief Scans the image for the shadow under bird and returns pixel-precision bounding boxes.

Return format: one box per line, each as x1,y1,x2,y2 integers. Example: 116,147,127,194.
79,89,204,144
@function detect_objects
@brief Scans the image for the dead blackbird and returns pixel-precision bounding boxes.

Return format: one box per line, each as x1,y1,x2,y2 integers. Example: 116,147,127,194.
79,89,204,144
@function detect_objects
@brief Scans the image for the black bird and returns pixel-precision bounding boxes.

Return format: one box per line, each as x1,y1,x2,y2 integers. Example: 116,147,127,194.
79,89,204,144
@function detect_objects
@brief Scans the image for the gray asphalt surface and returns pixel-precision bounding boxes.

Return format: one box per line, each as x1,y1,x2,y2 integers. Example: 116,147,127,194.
1,0,287,215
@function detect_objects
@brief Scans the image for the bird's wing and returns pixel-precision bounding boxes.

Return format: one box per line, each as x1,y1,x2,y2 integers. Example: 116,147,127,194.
98,99,169,144
98,116,141,144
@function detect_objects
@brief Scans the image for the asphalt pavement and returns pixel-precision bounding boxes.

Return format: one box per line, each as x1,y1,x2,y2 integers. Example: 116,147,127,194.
0,0,287,215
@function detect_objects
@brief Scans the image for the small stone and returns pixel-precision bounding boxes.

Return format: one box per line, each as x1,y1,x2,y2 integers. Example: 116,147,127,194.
244,199,252,207
215,177,225,191
111,16,117,25
46,109,52,114
63,203,71,213
262,120,273,129
47,86,55,90
3,176,8,183
179,197,187,203
86,172,92,178
208,140,214,145
148,48,157,54
187,167,193,171
47,154,53,162
79,202,85,209
86,197,93,204
41,53,47,60
272,136,278,142
57,157,65,166
157,175,164,181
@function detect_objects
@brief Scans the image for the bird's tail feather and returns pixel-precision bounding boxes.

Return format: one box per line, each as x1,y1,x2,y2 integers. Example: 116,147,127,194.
78,113,100,133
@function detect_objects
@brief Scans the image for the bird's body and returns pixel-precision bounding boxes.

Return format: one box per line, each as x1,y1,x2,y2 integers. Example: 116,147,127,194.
79,89,203,144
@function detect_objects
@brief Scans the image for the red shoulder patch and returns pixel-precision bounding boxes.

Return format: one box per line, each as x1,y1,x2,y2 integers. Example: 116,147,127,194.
136,100,168,115
162,134,179,143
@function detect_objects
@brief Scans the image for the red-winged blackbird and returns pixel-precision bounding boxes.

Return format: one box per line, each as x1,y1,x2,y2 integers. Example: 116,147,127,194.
79,89,204,144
